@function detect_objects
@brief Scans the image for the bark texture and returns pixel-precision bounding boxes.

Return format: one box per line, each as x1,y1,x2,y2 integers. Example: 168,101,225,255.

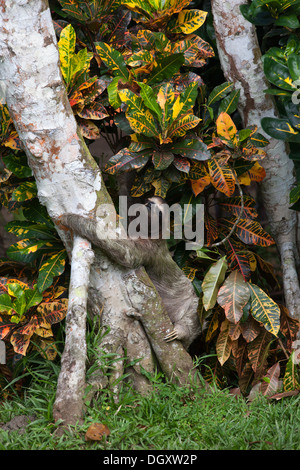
53,236,94,425
211,0,300,321
0,0,199,425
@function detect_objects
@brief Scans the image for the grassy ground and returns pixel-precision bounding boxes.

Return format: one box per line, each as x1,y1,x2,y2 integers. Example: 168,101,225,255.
0,356,299,451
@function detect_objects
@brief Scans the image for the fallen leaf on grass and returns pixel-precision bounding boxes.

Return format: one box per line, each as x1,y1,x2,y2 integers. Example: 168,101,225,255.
85,422,110,441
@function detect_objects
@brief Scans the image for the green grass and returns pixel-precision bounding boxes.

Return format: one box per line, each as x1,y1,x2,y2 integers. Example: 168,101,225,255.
0,356,299,450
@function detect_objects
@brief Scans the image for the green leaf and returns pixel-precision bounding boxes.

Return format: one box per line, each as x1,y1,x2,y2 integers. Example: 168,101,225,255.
8,283,27,316
104,148,151,174
170,139,210,161
0,293,13,314
275,14,300,29
263,56,296,91
24,285,43,310
22,199,54,228
5,220,57,241
261,117,300,142
248,283,280,336
119,89,159,138
11,181,37,202
37,251,67,293
219,89,240,115
95,42,129,80
202,257,228,311
7,239,62,264
207,82,234,106
290,183,300,204
147,53,185,85
137,82,162,119
107,76,123,109
288,53,300,83
2,154,32,179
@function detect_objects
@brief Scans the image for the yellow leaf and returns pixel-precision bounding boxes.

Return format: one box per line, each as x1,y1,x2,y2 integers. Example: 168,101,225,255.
216,112,238,146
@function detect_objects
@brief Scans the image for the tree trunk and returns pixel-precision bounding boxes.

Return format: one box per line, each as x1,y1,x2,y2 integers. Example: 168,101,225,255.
0,0,198,426
211,0,300,322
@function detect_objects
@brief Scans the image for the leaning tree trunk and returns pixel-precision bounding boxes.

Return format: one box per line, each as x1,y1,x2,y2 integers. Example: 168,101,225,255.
211,0,300,322
0,0,197,427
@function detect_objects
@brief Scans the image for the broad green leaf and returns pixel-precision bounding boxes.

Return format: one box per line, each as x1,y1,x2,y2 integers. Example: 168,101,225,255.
208,82,234,106
261,117,300,142
290,182,300,204
107,76,123,108
95,42,129,80
7,239,62,264
119,89,159,138
263,56,296,91
23,199,54,228
37,251,67,293
248,283,280,336
0,294,13,314
219,89,240,115
5,220,57,241
11,181,37,202
217,270,250,323
24,285,43,311
288,53,300,82
137,82,162,119
202,256,228,311
104,148,151,174
168,9,207,34
170,139,211,161
121,0,155,18
9,283,26,316
275,14,300,30
2,154,32,179
147,53,185,85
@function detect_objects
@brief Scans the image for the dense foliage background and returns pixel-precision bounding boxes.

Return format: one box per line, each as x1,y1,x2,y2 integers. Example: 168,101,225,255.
0,0,299,401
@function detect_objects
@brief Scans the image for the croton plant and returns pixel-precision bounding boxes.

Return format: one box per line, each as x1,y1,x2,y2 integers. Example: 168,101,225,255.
0,0,299,397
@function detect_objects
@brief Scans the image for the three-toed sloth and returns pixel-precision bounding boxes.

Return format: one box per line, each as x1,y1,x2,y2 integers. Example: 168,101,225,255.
61,196,201,350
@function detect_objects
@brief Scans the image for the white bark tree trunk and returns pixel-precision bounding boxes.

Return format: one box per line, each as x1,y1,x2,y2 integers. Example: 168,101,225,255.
211,0,300,321
0,0,197,426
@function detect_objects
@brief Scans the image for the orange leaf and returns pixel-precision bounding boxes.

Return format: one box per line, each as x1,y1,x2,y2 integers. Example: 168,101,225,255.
85,423,110,442
208,158,236,196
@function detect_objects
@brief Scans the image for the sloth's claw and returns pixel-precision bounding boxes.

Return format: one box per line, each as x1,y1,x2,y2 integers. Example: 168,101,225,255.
163,329,178,342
